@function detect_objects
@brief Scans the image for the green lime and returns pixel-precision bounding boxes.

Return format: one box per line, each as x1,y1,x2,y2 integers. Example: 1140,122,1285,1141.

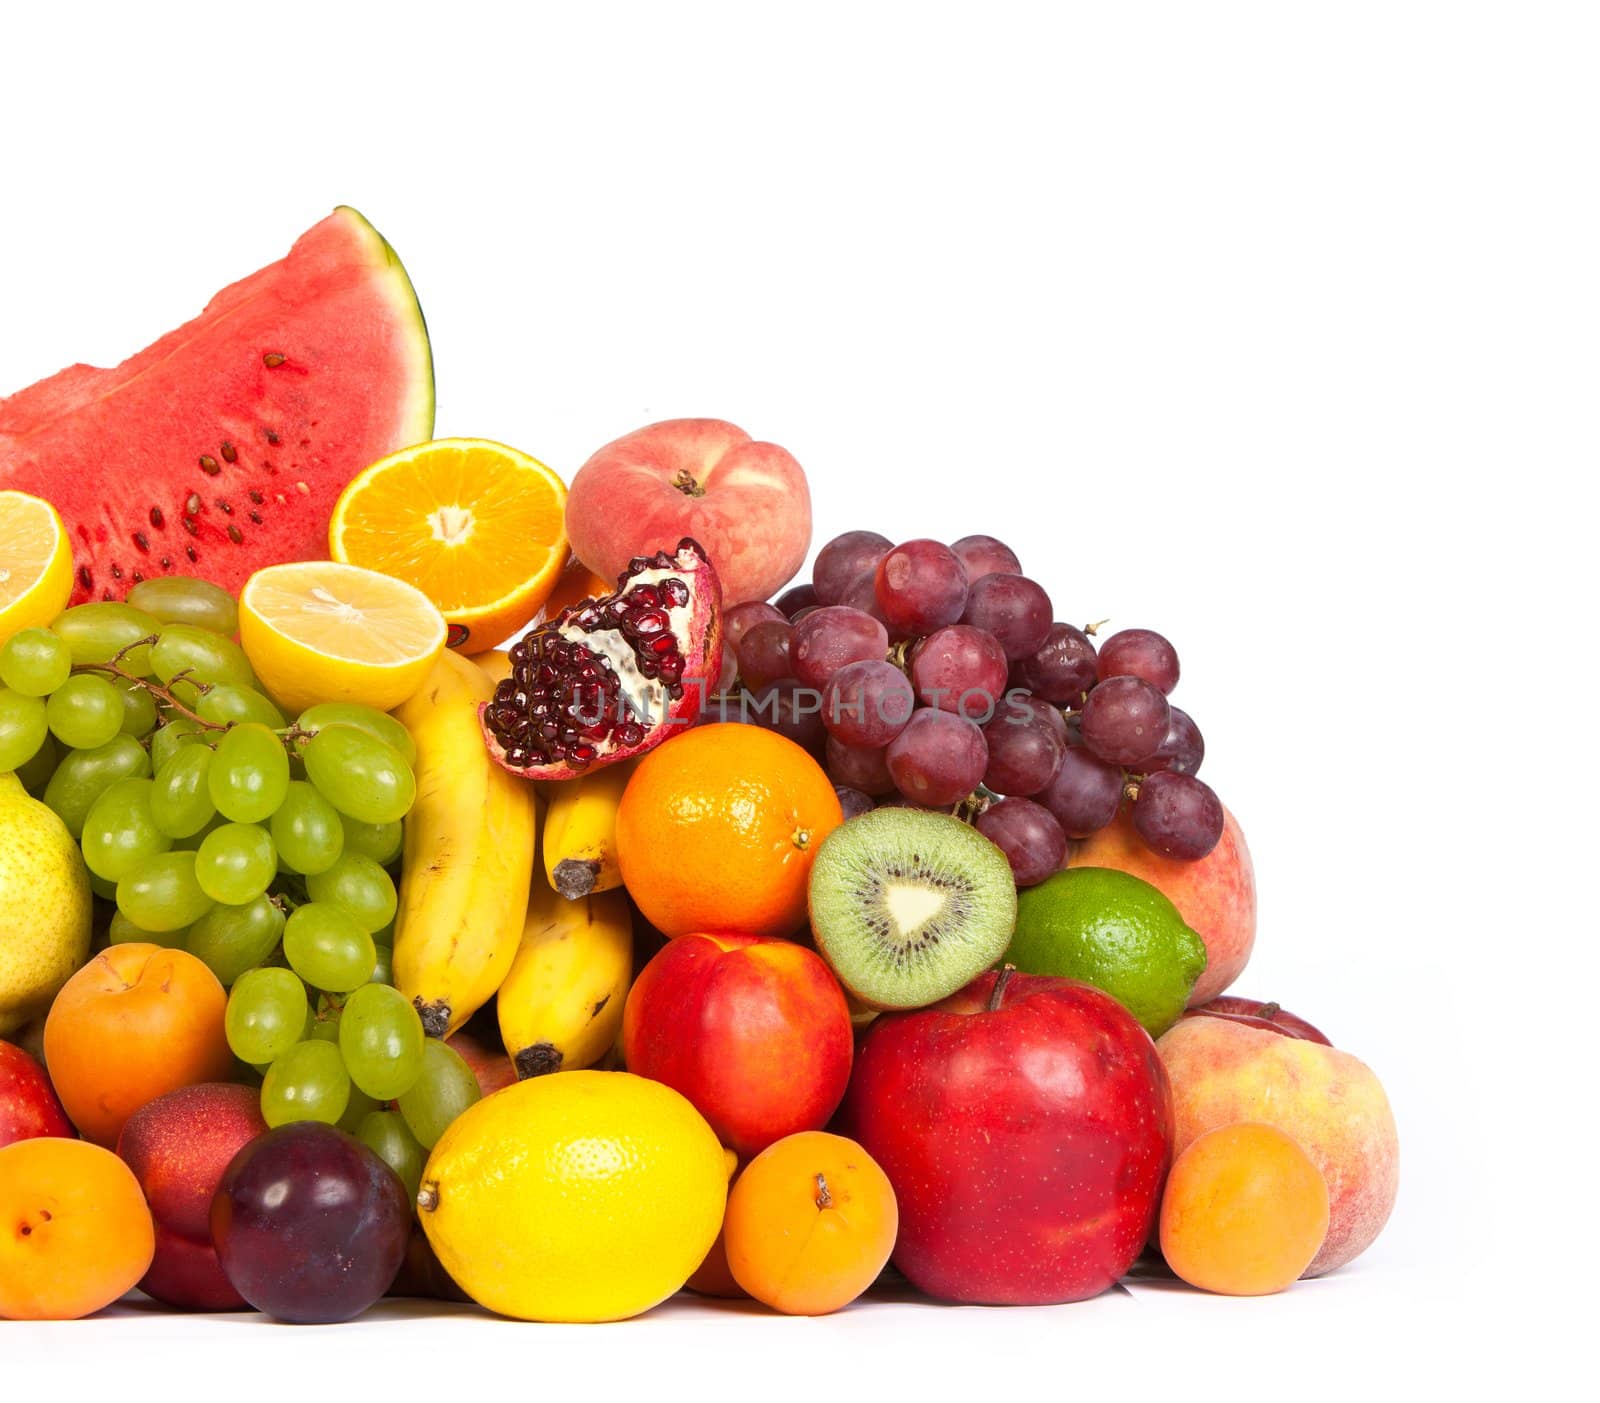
1006,867,1206,1036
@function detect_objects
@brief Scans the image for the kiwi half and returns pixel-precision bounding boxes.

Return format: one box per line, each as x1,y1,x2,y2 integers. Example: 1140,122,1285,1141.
808,807,1018,1010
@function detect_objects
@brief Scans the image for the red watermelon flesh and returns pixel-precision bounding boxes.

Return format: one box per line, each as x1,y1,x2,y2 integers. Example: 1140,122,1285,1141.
0,207,434,602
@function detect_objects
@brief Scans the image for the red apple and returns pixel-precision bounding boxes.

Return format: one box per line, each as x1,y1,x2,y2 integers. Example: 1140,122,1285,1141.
564,418,812,607
1184,996,1331,1044
622,932,852,1157
116,1082,266,1309
0,1039,74,1147
843,968,1172,1304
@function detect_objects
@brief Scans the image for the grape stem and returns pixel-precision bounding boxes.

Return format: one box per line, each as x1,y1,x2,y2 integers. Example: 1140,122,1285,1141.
69,637,227,734
1082,618,1110,637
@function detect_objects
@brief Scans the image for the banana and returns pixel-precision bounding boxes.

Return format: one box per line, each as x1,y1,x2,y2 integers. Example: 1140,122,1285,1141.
540,759,636,899
392,649,539,1037
498,878,633,1078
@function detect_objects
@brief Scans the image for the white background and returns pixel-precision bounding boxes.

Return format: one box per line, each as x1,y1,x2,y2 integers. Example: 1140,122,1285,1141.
2,2,1591,1396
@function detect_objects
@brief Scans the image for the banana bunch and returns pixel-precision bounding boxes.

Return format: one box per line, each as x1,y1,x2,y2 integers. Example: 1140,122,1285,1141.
498,874,633,1077
392,649,539,1037
540,758,636,899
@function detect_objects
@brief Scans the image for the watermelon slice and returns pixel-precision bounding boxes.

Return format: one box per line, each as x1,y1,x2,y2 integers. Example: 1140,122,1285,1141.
0,207,434,603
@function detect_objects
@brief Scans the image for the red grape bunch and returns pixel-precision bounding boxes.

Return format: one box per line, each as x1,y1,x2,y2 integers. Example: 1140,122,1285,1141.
707,531,1224,889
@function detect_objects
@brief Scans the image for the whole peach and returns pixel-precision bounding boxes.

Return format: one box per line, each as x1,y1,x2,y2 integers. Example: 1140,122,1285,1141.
623,932,852,1158
116,1082,266,1309
564,418,812,607
1072,805,1254,1004
1156,1015,1398,1276
44,945,234,1146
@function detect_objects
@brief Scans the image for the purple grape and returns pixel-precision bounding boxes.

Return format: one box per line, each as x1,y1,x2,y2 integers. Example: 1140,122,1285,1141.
885,708,987,807
834,785,875,820
791,606,889,690
210,1122,409,1324
976,797,1068,887
874,539,969,637
813,531,893,606
1038,744,1126,837
722,601,788,649
981,694,1068,796
1140,705,1204,776
821,658,916,747
1097,628,1180,695
773,583,820,618
1131,771,1223,860
909,625,1009,721
960,573,1053,660
825,736,896,795
1013,622,1098,706
1078,675,1170,767
736,619,794,689
747,678,825,754
950,534,1022,582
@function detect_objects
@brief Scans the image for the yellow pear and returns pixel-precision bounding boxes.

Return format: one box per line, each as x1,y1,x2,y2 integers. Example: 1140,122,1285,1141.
0,772,93,1035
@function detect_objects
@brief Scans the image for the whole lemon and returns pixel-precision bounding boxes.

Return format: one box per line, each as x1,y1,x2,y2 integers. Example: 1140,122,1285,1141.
0,773,92,1036
417,1070,730,1322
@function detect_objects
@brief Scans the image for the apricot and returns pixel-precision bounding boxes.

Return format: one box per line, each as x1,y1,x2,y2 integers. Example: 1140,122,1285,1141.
724,1130,897,1315
44,944,234,1147
1159,1122,1330,1295
0,1137,156,1319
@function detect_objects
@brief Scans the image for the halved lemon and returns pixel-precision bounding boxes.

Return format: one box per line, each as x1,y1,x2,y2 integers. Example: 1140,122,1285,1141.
239,561,447,714
0,490,75,641
328,438,569,654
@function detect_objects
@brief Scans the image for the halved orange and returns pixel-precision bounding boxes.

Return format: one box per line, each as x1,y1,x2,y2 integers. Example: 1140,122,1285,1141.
0,490,74,642
329,438,568,654
239,561,447,714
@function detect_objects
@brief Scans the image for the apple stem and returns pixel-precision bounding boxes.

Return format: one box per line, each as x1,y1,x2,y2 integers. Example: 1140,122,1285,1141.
814,1172,833,1210
987,964,1016,1012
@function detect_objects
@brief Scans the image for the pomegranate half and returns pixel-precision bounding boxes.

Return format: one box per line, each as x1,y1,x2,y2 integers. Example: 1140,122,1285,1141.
479,539,723,780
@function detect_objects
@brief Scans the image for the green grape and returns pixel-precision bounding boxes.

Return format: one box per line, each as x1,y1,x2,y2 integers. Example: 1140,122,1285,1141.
109,908,184,947
45,674,124,749
194,821,277,904
339,982,425,1101
339,815,403,866
309,992,345,1043
126,576,239,636
115,850,215,931
43,733,151,839
52,602,160,674
369,944,393,986
174,812,229,851
226,966,309,1064
0,628,72,696
282,902,376,993
208,722,289,822
81,777,171,883
196,685,285,728
297,703,417,768
356,1109,426,1201
269,780,344,875
0,688,48,772
111,677,159,738
16,733,58,794
305,852,397,933
397,1038,481,1150
185,893,285,986
338,1086,381,1134
90,873,118,901
300,725,415,825
371,919,395,948
152,624,255,693
150,744,216,838
149,716,206,771
260,1039,350,1128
